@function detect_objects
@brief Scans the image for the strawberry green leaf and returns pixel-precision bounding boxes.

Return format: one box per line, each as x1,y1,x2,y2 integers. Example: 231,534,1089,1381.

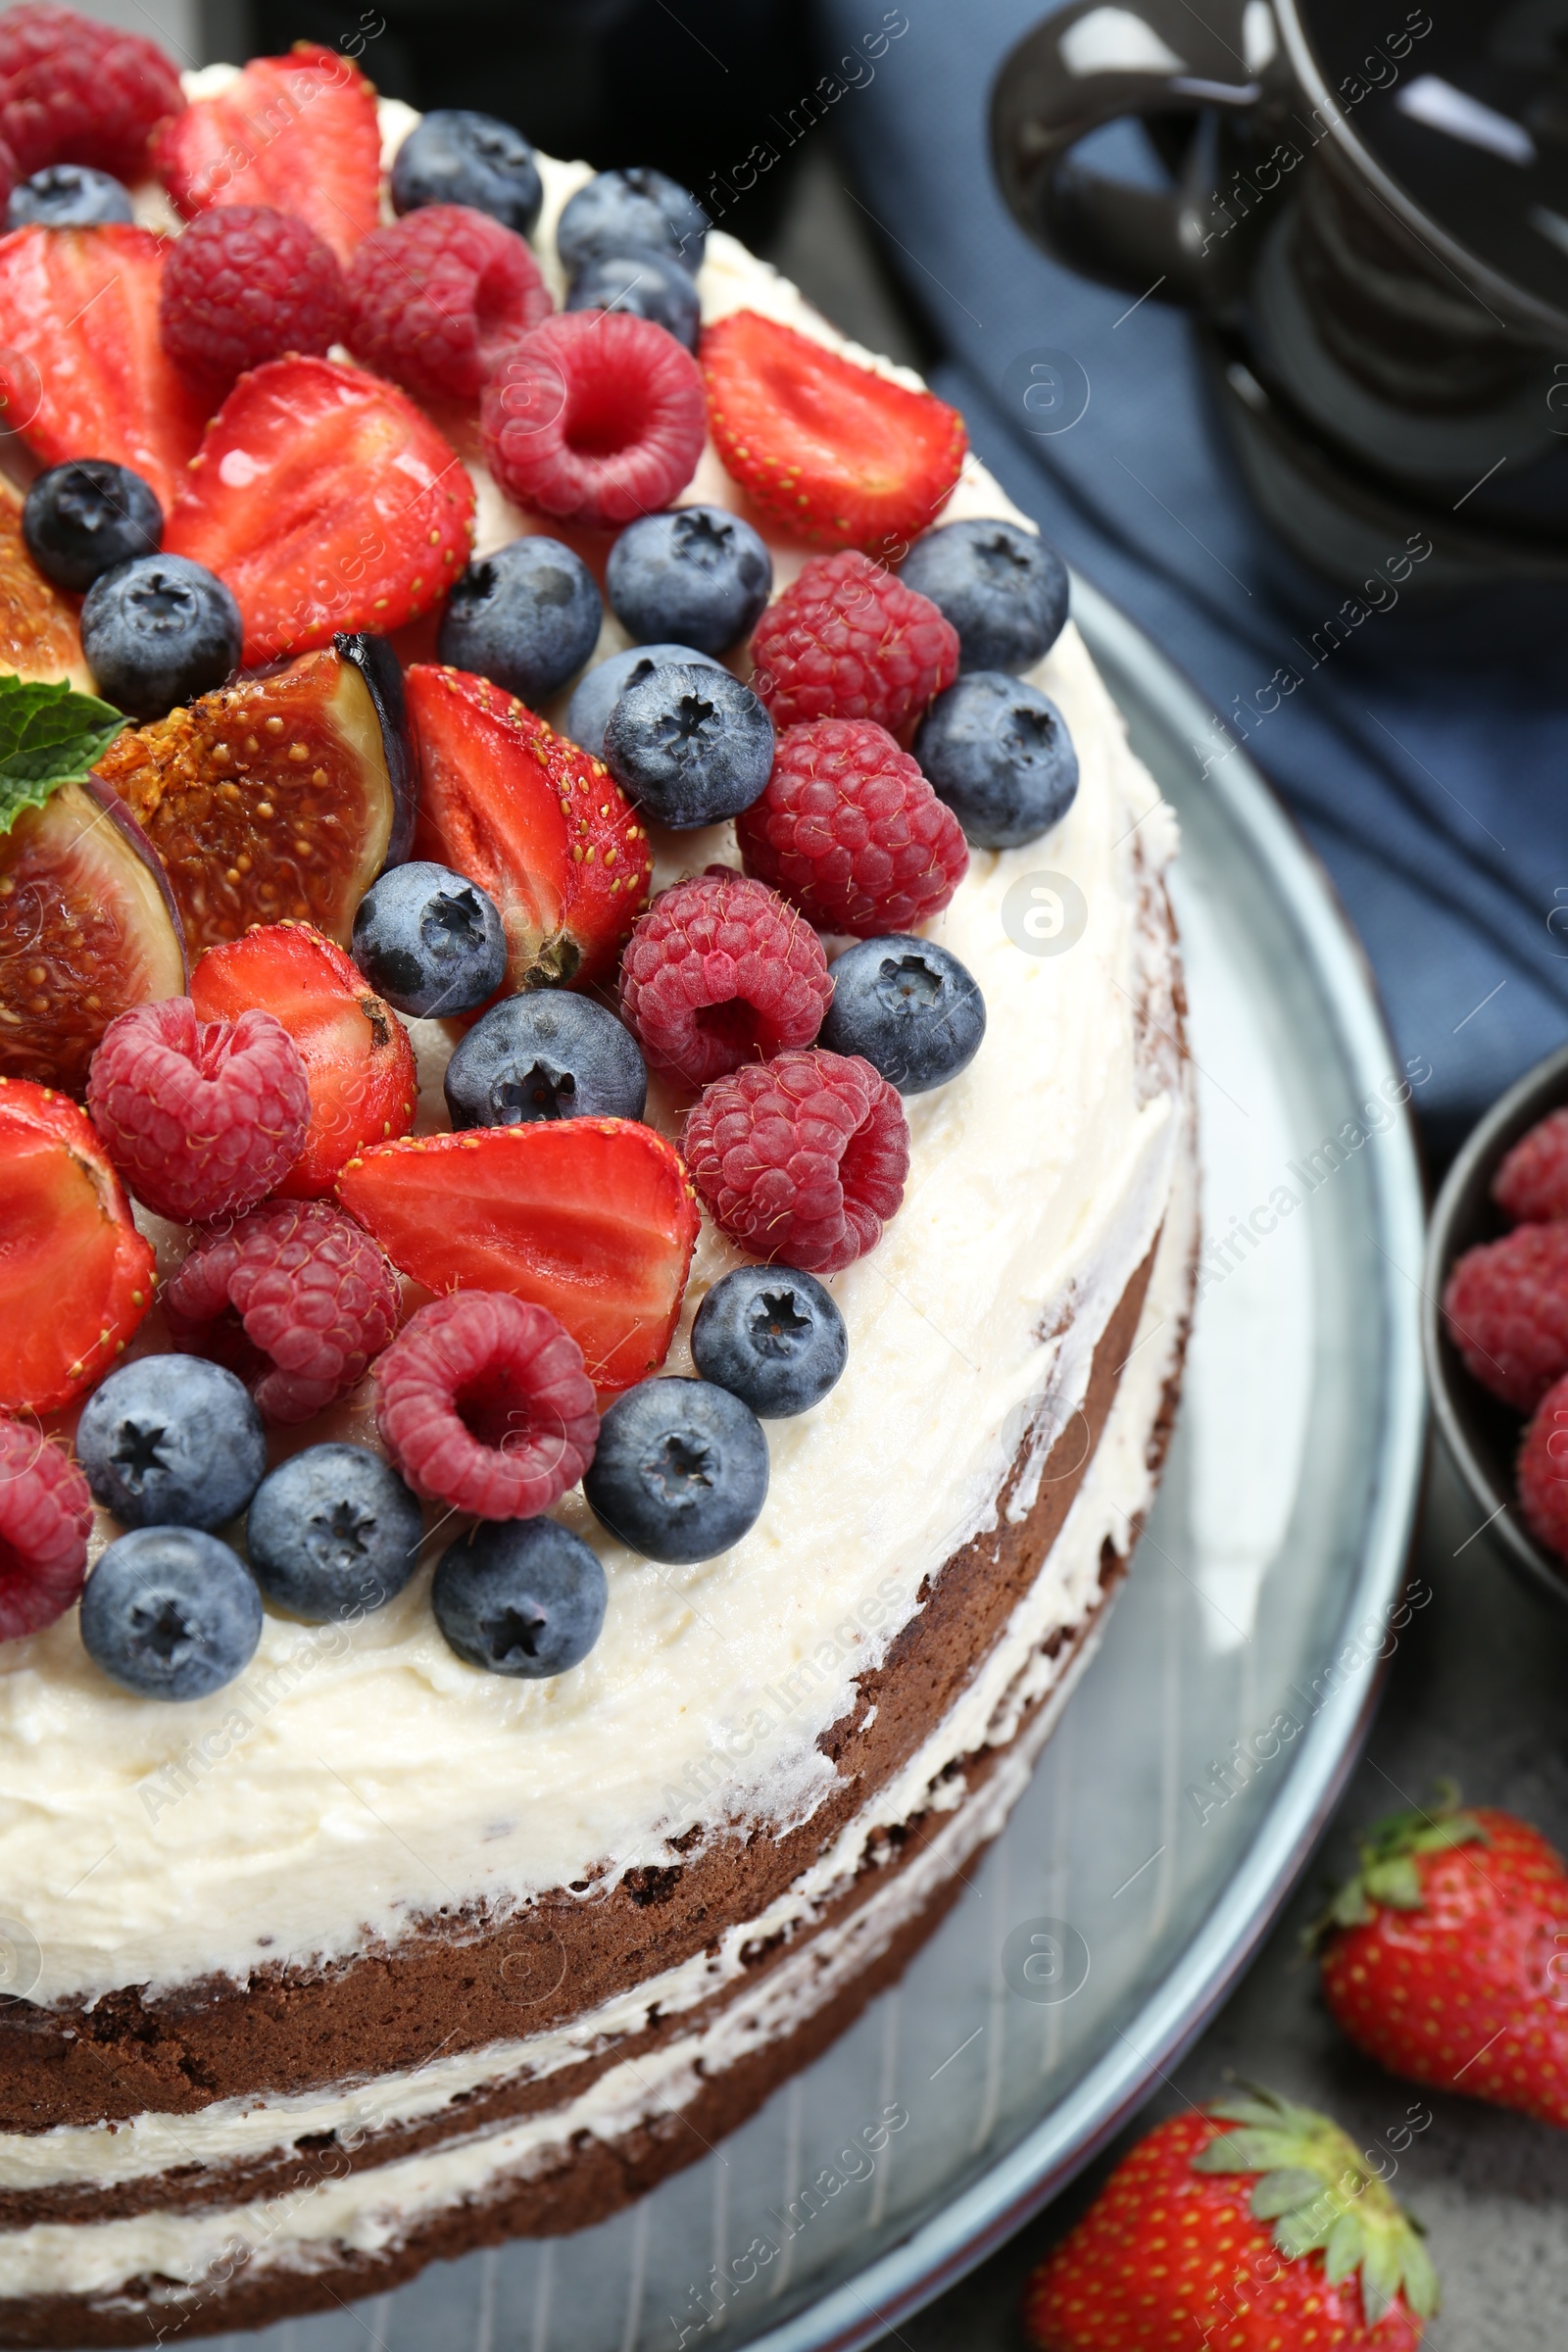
1248,2167,1324,2219
1193,2129,1271,2173
1363,1855,1425,1909
1204,2084,1322,2136
0,674,125,835
1400,2228,1442,2320
1360,2224,1404,2326
1324,2208,1365,2285
1275,2200,1337,2260
1328,1878,1375,1929
1308,1783,1488,1947
1193,2085,1441,2331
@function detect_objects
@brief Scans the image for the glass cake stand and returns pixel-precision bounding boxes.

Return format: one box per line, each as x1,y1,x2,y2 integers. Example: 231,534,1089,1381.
194,577,1426,2352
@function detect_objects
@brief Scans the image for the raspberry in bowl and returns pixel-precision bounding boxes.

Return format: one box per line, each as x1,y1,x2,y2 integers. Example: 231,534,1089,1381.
1426,1038,1568,1611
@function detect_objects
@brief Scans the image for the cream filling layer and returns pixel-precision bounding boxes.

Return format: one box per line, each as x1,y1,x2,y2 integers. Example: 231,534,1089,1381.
0,111,1182,2009
0,1173,1193,2216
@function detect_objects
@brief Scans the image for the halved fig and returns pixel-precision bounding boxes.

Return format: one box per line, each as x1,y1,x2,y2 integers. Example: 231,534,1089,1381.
335,631,417,868
91,642,413,957
0,478,89,690
0,776,186,1098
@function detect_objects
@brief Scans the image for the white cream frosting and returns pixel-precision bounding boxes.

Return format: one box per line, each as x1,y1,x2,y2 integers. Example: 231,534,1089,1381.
0,1177,1190,2259
0,112,1183,2015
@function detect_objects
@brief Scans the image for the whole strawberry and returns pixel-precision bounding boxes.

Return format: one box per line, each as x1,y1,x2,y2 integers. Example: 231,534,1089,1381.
1315,1788,1568,2128
1022,2088,1437,2351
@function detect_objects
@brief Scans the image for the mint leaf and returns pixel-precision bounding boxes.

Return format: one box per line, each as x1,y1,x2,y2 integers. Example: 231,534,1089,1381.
0,673,125,835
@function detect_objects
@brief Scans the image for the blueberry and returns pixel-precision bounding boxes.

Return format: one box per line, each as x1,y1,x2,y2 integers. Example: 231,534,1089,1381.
432,1517,607,1678
7,165,133,229
80,554,242,719
557,168,709,278
23,461,163,595
436,536,602,706
584,1377,768,1563
607,508,771,657
80,1527,263,1700
566,245,701,350
76,1357,267,1532
914,673,1079,850
390,109,543,237
565,641,724,761
604,662,773,829
351,861,508,1018
821,932,985,1094
445,992,647,1128
691,1267,847,1419
900,520,1069,676
246,1445,424,1622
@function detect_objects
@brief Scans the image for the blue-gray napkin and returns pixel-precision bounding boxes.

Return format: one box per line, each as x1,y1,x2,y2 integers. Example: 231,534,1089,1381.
816,0,1568,1157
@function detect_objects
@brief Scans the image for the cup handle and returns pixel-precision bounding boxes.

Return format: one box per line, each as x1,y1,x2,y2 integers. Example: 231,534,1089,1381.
991,0,1261,306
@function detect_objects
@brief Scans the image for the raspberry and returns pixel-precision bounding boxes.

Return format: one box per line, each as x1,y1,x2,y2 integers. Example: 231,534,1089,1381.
345,203,551,406
749,551,959,734
480,310,707,529
163,1200,400,1426
1442,1223,1568,1413
736,717,968,938
1494,1108,1568,1226
0,1415,91,1640
1519,1371,1568,1559
0,4,184,180
683,1047,909,1274
86,998,311,1226
373,1291,599,1519
160,206,346,388
619,867,833,1090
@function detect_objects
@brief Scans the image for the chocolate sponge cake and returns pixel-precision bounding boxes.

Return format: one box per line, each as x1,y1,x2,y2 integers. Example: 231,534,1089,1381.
0,63,1196,2345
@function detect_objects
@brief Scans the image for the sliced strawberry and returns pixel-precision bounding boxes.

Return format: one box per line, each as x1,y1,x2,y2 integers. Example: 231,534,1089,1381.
336,1121,699,1396
701,309,967,559
0,1077,154,1413
406,664,653,994
0,225,209,514
151,45,380,268
165,359,475,666
190,923,416,1200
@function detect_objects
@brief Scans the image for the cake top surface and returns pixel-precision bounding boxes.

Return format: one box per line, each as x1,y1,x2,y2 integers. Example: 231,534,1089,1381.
0,54,1183,2004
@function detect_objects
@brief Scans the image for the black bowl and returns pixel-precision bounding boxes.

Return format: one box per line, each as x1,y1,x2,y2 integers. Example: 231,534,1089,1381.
1423,1040,1568,1612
